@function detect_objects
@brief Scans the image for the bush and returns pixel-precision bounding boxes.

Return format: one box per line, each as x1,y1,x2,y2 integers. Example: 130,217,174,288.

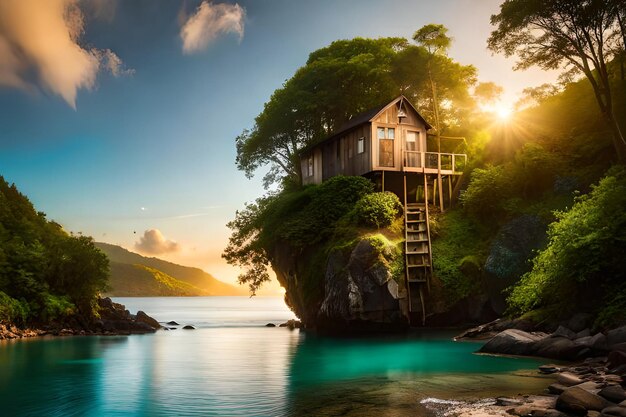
507,166,626,319
0,291,29,325
353,192,402,228
430,210,490,302
460,165,512,220
41,294,76,322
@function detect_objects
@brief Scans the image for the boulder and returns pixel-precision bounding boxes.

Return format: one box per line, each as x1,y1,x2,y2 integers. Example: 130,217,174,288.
279,319,302,329
601,407,626,417
182,325,195,330
556,386,609,414
539,364,561,374
265,323,276,328
552,325,577,340
316,239,408,333
478,329,545,356
576,328,592,339
166,321,180,326
557,372,585,387
568,314,593,333
135,311,160,329
534,336,585,360
607,326,626,347
611,343,626,353
548,383,569,395
599,386,626,403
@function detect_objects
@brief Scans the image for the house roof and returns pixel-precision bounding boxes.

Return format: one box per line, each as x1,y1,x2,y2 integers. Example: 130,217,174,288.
300,95,431,155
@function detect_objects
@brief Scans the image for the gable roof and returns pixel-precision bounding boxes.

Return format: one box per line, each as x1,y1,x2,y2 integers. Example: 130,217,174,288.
300,95,431,155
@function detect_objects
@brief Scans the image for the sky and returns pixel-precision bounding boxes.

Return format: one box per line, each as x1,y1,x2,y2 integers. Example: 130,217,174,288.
0,0,559,294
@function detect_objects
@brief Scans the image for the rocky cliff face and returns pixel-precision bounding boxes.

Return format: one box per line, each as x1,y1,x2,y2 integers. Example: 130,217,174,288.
271,237,408,333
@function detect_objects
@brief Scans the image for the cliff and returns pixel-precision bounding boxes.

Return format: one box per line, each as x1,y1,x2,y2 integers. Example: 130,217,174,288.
272,234,408,333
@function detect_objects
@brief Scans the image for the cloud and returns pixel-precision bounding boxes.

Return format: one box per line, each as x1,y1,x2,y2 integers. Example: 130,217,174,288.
135,229,180,255
180,1,245,54
0,0,131,108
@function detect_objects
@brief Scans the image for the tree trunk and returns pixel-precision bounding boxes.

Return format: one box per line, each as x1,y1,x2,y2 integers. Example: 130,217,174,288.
605,110,626,162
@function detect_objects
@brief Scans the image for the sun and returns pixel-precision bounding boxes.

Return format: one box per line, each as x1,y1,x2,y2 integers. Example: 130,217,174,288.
495,104,513,121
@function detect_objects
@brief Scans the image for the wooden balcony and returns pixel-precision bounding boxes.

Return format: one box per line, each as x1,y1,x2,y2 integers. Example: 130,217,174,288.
402,151,466,175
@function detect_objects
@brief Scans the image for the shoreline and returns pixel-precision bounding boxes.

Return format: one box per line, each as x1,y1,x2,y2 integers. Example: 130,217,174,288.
421,356,626,417
0,297,160,341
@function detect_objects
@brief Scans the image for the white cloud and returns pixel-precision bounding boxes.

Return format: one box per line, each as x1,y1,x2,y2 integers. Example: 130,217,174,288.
180,1,245,54
0,0,132,109
135,229,180,255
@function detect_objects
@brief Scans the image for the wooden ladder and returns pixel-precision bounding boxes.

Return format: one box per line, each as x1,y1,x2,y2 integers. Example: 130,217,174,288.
404,202,433,325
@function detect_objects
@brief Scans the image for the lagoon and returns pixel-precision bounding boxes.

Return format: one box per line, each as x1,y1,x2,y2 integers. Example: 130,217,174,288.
0,297,551,416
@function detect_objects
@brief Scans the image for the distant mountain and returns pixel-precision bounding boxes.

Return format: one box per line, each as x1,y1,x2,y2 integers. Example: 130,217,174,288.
95,242,245,296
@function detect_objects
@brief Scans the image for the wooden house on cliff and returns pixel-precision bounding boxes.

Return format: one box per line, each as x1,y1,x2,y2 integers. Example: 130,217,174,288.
299,96,467,325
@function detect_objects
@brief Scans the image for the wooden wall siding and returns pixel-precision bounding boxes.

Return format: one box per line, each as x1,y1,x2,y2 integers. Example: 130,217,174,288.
321,124,371,180
300,147,323,185
371,102,428,171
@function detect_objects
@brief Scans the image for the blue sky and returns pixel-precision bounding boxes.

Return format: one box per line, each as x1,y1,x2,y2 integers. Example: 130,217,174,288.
0,0,557,292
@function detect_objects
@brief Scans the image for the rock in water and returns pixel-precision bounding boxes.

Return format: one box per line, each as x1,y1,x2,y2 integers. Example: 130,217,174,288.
136,311,160,329
166,321,179,326
556,387,609,415
478,329,545,356
265,323,276,327
182,325,195,330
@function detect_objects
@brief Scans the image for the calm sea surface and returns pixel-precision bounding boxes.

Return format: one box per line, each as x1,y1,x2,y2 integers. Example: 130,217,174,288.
0,297,552,416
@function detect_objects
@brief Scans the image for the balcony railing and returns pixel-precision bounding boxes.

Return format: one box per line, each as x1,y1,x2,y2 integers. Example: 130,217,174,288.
403,151,467,173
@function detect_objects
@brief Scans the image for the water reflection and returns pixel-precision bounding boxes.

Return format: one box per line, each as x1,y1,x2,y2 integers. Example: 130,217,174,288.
0,298,552,416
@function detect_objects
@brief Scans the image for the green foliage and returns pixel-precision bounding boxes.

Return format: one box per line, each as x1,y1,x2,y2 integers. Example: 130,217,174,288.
224,176,374,294
0,176,109,325
488,0,626,160
460,165,512,221
462,143,569,223
353,192,402,229
430,210,490,302
596,283,626,329
41,294,75,322
507,167,626,320
0,291,29,325
237,31,477,187
105,262,209,297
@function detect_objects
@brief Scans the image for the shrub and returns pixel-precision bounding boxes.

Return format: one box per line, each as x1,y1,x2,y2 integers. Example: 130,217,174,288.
460,165,512,220
507,166,626,319
0,291,29,325
353,192,402,228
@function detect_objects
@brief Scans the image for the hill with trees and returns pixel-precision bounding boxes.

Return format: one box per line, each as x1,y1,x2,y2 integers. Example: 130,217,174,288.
0,176,108,326
95,242,245,297
225,12,626,331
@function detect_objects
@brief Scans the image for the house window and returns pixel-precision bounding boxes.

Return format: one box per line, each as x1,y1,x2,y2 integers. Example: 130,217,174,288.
405,130,420,168
378,127,395,167
307,155,314,177
357,137,365,154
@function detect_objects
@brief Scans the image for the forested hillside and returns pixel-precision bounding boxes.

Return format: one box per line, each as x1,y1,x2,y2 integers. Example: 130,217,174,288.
225,16,626,329
0,177,108,325
96,242,245,296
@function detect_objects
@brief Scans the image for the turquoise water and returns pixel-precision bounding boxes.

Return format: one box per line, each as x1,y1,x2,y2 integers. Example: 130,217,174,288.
0,297,551,416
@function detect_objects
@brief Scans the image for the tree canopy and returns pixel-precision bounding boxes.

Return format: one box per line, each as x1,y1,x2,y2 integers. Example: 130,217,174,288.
236,30,478,188
488,0,626,160
0,177,109,324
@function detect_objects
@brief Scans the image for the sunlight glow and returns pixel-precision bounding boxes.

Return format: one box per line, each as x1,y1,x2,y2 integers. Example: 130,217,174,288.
496,104,513,120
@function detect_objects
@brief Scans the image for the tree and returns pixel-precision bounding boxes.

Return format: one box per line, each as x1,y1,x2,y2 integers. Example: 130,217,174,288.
488,0,626,161
235,34,477,188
